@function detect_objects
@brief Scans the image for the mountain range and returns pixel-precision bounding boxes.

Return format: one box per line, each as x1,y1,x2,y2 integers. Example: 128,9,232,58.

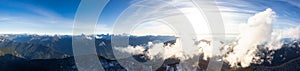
0,34,299,71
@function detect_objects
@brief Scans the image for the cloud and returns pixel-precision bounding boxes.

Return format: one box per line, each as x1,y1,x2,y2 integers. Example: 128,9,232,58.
0,1,75,35
114,39,195,60
112,0,300,69
277,25,300,39
0,15,74,35
95,24,112,34
122,0,230,39
283,0,300,8
217,0,300,36
113,11,299,68
130,22,176,36
223,8,275,67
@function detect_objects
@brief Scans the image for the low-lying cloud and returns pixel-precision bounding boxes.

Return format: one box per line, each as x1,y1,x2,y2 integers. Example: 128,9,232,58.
113,8,300,69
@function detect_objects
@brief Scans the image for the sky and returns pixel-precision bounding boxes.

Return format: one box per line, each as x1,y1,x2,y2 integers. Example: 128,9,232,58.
0,0,299,36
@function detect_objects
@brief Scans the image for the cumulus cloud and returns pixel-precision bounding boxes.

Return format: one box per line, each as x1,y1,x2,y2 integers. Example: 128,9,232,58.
113,8,300,69
112,0,300,67
114,39,199,60
265,24,300,50
223,8,275,67
280,26,300,39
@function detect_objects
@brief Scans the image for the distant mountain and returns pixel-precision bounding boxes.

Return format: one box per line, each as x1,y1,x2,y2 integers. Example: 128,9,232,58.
0,34,299,71
8,35,74,55
0,36,67,59
2,34,176,59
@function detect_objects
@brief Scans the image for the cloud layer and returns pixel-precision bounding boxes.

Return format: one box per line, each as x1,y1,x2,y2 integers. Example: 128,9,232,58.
114,8,300,69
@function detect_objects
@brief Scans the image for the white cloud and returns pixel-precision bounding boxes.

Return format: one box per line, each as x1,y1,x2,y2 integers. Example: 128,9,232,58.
95,24,112,34
0,1,75,35
0,15,74,35
277,25,300,40
224,8,275,67
113,0,300,69
131,21,176,36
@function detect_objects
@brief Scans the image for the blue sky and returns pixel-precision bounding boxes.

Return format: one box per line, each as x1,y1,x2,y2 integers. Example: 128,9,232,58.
0,0,132,34
0,0,299,35
218,0,300,29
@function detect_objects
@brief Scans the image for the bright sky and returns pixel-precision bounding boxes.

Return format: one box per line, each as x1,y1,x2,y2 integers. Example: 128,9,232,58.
0,0,299,36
